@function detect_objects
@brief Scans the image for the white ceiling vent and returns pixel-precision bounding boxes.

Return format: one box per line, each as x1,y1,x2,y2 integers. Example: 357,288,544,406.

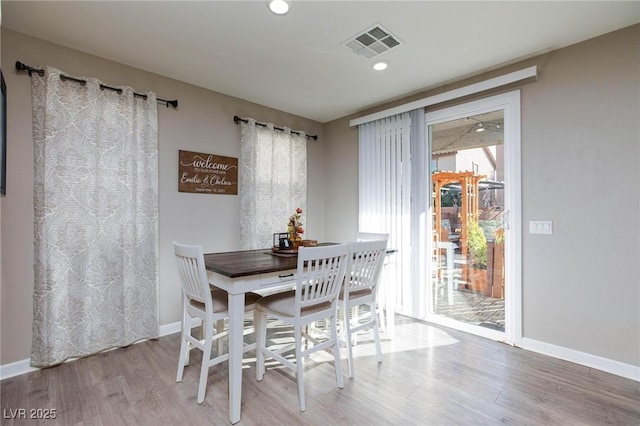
343,23,402,59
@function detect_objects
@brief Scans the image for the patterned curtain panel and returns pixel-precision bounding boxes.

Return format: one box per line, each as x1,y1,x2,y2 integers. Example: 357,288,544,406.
239,119,307,250
30,66,159,367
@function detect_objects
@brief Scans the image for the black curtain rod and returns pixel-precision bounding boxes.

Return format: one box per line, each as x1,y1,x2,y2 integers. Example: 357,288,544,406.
233,115,318,141
15,61,178,109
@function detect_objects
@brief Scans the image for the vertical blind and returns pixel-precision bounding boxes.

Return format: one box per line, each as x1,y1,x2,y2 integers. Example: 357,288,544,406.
358,113,413,312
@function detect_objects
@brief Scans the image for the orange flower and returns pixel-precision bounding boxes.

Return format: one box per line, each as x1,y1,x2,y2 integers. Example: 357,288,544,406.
287,208,305,240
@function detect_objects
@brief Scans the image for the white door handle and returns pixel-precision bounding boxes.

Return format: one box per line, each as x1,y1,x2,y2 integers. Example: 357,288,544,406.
502,210,510,230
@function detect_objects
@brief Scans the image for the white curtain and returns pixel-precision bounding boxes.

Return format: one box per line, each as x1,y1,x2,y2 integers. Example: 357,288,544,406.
31,66,159,367
239,119,307,250
359,113,411,311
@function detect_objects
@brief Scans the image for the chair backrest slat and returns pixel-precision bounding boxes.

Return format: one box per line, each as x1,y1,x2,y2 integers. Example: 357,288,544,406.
346,239,388,295
173,242,213,309
296,244,349,310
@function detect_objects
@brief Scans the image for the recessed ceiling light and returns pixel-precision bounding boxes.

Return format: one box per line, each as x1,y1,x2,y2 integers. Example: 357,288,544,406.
372,60,389,71
268,0,290,15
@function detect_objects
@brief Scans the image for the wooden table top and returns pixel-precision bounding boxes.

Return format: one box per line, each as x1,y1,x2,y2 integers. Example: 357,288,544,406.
204,248,299,278
204,243,396,279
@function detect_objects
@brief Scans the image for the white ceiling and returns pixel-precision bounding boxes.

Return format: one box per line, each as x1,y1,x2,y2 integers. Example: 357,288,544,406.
2,1,639,123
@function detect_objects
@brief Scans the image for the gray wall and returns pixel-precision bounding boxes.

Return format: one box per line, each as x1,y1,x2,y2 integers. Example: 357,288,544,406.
0,29,326,365
2,24,638,371
520,25,638,364
323,25,640,367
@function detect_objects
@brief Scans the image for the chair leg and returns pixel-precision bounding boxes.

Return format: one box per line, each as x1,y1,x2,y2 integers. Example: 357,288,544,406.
256,310,267,381
294,325,306,412
215,319,225,356
377,285,387,333
176,312,191,382
344,306,355,378
351,306,359,345
331,313,345,388
371,301,383,364
176,331,188,382
252,308,259,356
197,321,214,404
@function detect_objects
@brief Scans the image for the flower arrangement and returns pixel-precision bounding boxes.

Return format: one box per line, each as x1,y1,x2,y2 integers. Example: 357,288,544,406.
287,207,304,246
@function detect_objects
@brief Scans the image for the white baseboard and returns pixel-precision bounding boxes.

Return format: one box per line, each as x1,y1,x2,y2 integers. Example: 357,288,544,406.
520,337,640,382
1,320,186,381
0,359,38,381
159,320,182,337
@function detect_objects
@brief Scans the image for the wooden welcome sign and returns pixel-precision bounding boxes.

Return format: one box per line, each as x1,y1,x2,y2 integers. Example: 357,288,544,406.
178,150,238,195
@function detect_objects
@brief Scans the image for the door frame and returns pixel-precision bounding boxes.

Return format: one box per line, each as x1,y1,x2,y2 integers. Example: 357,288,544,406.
424,90,522,345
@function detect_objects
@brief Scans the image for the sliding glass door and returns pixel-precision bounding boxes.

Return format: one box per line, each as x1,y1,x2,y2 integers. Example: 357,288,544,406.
425,92,521,344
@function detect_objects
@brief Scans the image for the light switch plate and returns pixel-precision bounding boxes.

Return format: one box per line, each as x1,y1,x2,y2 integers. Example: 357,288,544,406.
529,221,553,234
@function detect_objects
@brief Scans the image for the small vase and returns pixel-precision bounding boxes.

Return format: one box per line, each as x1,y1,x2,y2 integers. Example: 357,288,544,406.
290,234,302,250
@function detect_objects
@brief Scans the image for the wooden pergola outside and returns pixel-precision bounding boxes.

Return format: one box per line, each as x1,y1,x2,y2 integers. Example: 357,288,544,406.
432,171,486,283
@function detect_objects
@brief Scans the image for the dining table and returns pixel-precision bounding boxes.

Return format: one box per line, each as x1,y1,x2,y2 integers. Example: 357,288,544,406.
203,245,396,424
204,247,301,424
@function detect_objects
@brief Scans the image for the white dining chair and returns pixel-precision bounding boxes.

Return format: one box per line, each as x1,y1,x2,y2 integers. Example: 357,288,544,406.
173,242,261,404
356,232,391,334
255,243,349,412
357,232,389,242
341,238,388,378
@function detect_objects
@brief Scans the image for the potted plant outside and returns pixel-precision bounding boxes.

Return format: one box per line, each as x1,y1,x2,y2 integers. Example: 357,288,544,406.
466,220,487,292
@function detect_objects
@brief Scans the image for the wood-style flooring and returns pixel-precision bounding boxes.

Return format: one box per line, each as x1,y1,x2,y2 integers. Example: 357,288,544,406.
2,316,639,425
